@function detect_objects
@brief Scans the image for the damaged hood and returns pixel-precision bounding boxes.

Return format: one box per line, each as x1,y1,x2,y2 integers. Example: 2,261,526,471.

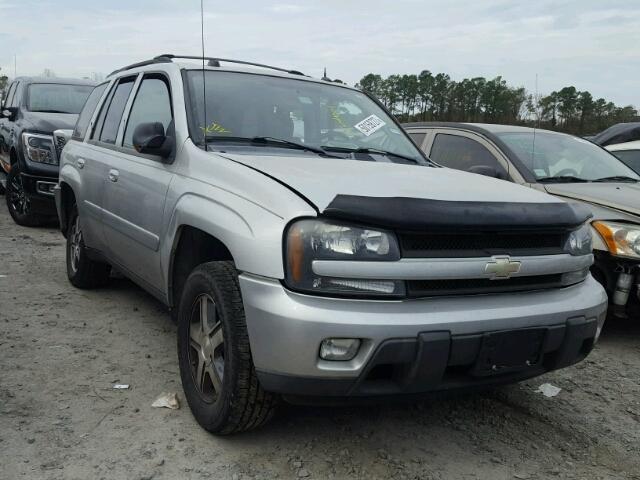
544,183,640,218
220,153,562,211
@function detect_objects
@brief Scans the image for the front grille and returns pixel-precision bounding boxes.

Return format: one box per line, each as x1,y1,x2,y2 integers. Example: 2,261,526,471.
407,274,564,297
399,231,567,258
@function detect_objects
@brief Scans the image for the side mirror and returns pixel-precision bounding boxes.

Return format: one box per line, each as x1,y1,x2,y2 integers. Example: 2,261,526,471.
1,107,18,121
132,122,174,159
468,165,506,180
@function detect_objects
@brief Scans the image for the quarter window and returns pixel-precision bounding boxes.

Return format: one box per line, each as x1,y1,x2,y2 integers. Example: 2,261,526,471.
73,83,108,140
123,76,172,149
408,132,426,147
430,133,508,177
94,77,135,144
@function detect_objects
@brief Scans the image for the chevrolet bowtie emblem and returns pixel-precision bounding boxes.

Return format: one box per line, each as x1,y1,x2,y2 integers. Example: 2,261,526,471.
485,256,521,280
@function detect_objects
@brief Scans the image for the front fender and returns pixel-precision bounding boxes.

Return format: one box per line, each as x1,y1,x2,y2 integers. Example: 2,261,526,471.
162,192,290,297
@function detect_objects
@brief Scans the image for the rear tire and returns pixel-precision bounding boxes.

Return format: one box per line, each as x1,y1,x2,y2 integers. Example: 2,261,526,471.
66,204,111,288
5,165,42,226
177,261,278,434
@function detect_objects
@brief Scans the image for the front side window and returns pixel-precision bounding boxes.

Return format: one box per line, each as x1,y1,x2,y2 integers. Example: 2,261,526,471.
73,83,108,140
123,76,172,148
3,82,16,109
27,83,93,114
430,133,508,177
95,78,135,144
498,132,639,182
185,70,426,164
611,150,640,174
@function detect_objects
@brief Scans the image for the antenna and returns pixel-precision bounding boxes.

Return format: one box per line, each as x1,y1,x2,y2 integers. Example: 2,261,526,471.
200,0,207,144
531,73,538,167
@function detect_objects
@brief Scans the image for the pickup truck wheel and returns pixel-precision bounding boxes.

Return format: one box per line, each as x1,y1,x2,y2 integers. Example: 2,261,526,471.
177,261,277,434
5,165,42,226
66,205,111,288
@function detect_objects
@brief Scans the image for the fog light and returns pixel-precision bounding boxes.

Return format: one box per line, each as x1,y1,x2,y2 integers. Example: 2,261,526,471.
319,338,361,361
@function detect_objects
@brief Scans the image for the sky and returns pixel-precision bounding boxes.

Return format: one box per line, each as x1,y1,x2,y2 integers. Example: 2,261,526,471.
0,0,638,106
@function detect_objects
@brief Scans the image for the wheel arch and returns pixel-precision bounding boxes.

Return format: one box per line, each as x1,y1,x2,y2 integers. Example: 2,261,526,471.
58,181,77,237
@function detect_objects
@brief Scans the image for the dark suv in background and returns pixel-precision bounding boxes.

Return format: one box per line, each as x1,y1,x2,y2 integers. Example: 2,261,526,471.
0,77,94,226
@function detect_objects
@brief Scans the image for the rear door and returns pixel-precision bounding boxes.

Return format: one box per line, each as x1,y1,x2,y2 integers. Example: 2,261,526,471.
100,73,175,292
79,77,137,250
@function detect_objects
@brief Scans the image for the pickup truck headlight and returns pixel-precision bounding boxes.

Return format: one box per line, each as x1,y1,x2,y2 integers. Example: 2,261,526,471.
22,133,58,165
565,223,593,256
593,221,640,259
284,219,405,297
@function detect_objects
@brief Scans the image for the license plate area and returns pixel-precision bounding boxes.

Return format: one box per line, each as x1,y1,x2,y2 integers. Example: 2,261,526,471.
471,328,546,377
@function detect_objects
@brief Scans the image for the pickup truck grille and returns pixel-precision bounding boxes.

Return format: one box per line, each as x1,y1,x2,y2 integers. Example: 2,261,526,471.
399,231,567,258
407,274,564,298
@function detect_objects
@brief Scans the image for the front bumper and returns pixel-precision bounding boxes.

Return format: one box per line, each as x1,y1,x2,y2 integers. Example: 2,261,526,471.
239,274,608,397
21,172,58,215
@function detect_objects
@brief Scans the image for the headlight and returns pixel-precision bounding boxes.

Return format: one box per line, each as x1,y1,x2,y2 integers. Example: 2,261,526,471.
593,221,640,259
22,133,57,165
284,218,405,297
564,223,593,256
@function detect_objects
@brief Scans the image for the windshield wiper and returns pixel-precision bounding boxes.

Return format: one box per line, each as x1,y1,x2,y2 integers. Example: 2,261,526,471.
592,176,639,183
205,136,341,158
322,146,423,165
31,109,71,114
537,175,590,183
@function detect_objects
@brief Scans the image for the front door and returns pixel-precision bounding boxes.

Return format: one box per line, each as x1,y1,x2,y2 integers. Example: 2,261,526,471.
101,74,175,292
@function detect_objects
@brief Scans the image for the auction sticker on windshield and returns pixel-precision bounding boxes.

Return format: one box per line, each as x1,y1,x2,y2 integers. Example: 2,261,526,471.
354,115,386,137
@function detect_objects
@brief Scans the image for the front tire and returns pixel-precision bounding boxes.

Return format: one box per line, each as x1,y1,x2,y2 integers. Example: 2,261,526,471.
66,205,111,288
5,164,41,226
177,261,277,434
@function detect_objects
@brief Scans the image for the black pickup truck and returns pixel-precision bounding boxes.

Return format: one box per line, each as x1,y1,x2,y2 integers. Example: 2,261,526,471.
0,77,94,226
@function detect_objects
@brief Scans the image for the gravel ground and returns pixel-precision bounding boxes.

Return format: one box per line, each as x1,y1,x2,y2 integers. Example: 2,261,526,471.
1,200,639,480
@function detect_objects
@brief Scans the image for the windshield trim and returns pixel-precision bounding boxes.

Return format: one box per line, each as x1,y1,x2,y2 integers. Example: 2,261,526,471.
26,83,94,114
181,69,431,165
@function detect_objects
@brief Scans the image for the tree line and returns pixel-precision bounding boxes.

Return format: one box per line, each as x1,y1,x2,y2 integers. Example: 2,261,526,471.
356,71,638,135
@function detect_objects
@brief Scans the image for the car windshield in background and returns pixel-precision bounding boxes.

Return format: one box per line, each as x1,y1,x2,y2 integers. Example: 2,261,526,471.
185,70,426,164
497,132,640,182
27,83,94,114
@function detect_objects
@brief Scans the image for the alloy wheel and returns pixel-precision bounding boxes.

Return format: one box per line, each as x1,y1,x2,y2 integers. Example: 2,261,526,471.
189,294,225,402
8,173,29,216
69,216,83,274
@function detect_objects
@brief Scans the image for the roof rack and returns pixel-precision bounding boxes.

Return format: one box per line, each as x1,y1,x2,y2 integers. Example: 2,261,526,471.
108,54,306,77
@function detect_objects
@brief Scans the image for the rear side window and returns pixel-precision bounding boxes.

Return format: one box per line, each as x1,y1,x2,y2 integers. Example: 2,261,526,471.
93,77,135,144
612,150,640,174
430,133,508,177
73,83,108,140
123,76,173,148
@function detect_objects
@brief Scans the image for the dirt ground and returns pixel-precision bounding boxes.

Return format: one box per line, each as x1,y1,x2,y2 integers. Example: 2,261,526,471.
0,201,639,480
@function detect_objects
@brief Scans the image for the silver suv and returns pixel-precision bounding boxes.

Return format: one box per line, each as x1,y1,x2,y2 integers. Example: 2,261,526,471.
55,55,607,434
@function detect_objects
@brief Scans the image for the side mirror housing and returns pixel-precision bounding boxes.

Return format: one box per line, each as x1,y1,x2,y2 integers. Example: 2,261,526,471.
1,107,18,121
468,165,506,180
132,122,174,159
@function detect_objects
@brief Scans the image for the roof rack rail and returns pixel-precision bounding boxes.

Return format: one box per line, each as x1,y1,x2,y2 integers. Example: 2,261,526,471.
155,54,306,76
108,56,173,77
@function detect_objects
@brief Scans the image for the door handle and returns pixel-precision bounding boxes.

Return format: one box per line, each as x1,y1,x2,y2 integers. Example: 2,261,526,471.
77,158,85,169
108,169,119,182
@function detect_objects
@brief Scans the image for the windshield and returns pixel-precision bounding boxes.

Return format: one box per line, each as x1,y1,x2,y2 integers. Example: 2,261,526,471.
497,132,639,182
27,83,93,114
185,70,426,164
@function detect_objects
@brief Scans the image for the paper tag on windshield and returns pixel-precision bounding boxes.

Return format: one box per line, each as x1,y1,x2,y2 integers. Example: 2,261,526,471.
354,115,386,137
